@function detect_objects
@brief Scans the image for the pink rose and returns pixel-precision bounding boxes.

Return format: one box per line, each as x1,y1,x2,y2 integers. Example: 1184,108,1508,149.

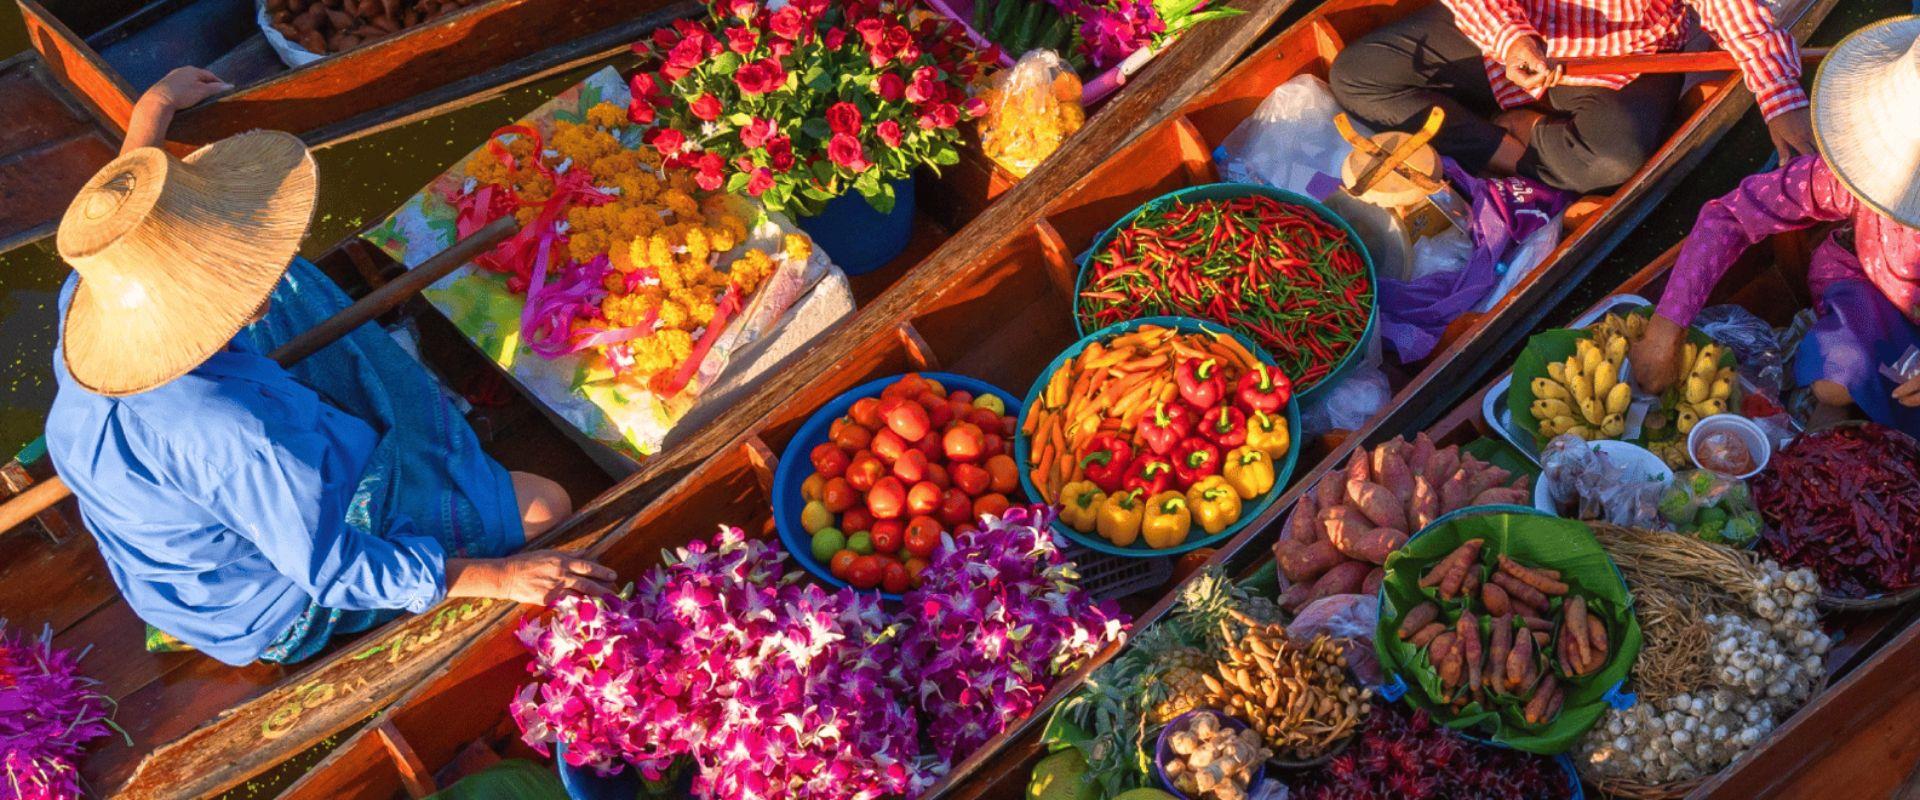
724,27,757,54
662,37,706,82
873,72,905,102
824,27,846,49
723,0,757,20
906,67,944,104
768,38,794,58
962,96,987,118
739,118,776,149
876,119,903,148
745,168,775,197
883,26,916,62
916,102,959,130
766,136,795,171
827,133,870,171
694,153,725,192
826,102,862,136
769,6,806,40
627,99,656,125
734,62,775,95
855,18,886,46
690,93,723,122
650,128,687,157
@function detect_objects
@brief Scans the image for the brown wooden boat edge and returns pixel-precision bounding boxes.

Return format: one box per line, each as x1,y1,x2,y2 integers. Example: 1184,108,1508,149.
92,4,1298,796
14,0,136,132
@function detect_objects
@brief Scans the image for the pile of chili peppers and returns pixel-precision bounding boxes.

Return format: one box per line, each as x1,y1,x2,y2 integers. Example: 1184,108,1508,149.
1290,703,1572,800
1076,195,1371,391
1755,423,1920,598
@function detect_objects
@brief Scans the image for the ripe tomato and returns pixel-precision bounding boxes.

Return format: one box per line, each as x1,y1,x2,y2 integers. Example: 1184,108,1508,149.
938,488,973,527
884,374,931,400
967,407,1002,431
892,449,931,484
871,428,909,463
849,396,884,429
841,507,875,536
923,377,947,397
845,452,888,493
923,396,955,430
925,462,951,489
881,561,911,594
829,417,872,451
984,454,1019,494
952,462,992,496
943,423,985,463
904,516,942,557
907,481,942,516
973,493,1011,519
1001,416,1018,437
914,432,944,460
847,555,885,589
820,477,858,513
829,549,859,580
880,397,931,442
867,477,907,519
905,557,930,588
949,390,974,407
809,443,849,478
981,433,1006,459
870,522,904,555
800,473,825,502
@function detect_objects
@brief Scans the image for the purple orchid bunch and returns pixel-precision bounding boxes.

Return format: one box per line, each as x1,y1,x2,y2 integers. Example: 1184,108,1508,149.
1051,0,1242,69
1,624,116,800
899,505,1130,766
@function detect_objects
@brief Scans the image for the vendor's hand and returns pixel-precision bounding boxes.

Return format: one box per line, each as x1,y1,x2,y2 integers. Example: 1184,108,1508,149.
143,66,231,112
1896,373,1920,407
1629,313,1687,394
450,551,616,606
1765,107,1816,163
1503,36,1561,94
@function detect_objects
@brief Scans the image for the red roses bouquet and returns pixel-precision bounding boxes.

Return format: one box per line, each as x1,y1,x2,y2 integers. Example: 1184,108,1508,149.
629,0,994,216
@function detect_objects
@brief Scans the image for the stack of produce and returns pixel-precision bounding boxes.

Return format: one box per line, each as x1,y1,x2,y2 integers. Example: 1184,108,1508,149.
512,518,1126,797
1521,312,1737,468
799,374,1020,591
1027,324,1292,550
1076,195,1372,392
1275,433,1530,612
1580,524,1825,790
1392,540,1613,727
1288,703,1574,799
1755,423,1920,599
1658,470,1761,546
1201,619,1371,761
0,623,116,800
1160,712,1269,800
265,0,476,55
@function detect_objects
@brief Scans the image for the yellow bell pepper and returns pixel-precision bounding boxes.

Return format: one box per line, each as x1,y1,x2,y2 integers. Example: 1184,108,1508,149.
1246,410,1291,459
1221,447,1275,500
1097,489,1145,547
1186,476,1243,535
1059,480,1106,533
1142,491,1192,549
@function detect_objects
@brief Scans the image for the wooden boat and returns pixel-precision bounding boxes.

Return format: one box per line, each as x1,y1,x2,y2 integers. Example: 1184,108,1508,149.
952,220,1920,797
245,0,1841,795
0,4,1298,797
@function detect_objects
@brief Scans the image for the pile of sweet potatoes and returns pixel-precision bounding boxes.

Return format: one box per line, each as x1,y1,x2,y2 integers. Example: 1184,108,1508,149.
1272,433,1531,612
266,0,483,55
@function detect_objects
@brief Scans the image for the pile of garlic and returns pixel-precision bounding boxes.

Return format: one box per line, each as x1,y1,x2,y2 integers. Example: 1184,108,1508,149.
1164,712,1271,800
1579,564,1826,785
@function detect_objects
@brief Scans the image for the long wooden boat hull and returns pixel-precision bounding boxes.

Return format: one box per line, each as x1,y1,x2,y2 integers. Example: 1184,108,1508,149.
0,3,1301,797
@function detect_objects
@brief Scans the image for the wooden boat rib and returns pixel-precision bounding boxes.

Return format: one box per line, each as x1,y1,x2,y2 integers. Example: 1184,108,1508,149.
0,4,1299,797
259,0,1841,795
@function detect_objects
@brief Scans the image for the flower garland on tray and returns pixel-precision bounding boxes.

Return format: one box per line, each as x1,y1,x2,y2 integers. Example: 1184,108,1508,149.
449,101,811,394
1,623,117,800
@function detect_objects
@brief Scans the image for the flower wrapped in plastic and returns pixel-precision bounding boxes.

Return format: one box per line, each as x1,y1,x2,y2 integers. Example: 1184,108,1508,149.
899,505,1130,765
1,623,117,800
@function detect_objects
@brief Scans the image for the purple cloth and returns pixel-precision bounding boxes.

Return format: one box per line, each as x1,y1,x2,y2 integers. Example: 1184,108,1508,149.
1377,161,1571,361
1657,155,1920,326
1793,279,1920,437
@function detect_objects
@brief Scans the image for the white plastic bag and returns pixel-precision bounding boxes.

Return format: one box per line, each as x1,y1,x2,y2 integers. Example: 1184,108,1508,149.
257,0,327,68
1299,332,1390,438
1217,75,1363,197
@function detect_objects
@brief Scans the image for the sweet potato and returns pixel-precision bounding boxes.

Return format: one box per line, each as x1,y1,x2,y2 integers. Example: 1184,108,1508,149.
1421,539,1483,589
1498,555,1571,596
1362,566,1385,595
1524,676,1559,724
1588,616,1609,666
1465,464,1512,498
1333,525,1408,565
1287,494,1319,543
1439,468,1473,513
1408,476,1439,530
1320,505,1368,553
1410,622,1446,646
1374,445,1416,502
1346,449,1371,486
1315,473,1346,510
1544,680,1565,721
1305,561,1372,604
1347,480,1408,530
1564,597,1591,668
1488,615,1513,690
1472,487,1530,506
1505,631,1534,691
1482,582,1513,616
1459,612,1484,692
1439,548,1483,599
1459,563,1480,603
1409,433,1437,480
1278,581,1316,611
1423,445,1460,490
1438,642,1464,689
1278,539,1344,584
1429,631,1458,666
1397,602,1440,639
1492,571,1551,610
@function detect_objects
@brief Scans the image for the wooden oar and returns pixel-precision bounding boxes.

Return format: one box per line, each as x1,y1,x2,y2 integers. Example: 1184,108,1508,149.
0,215,520,535
1560,47,1829,77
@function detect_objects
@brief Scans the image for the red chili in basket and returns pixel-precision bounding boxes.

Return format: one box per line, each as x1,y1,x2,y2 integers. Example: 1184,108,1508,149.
1754,423,1920,598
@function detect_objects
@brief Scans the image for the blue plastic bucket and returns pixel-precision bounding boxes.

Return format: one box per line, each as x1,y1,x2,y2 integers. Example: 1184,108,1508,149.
795,177,915,276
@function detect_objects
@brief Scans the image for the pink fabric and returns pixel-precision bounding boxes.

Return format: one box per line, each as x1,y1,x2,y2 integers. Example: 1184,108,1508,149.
1656,155,1920,325
1440,0,1806,118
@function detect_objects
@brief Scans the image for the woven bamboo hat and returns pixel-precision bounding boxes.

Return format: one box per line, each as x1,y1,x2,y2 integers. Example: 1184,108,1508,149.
1813,14,1920,228
56,131,316,396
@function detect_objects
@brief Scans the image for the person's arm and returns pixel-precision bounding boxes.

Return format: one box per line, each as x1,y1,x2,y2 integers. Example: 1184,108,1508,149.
1440,0,1541,67
121,67,232,154
1688,0,1814,158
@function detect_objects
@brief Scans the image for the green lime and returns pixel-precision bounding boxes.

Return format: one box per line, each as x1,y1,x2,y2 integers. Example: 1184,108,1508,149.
810,528,846,562
847,530,874,555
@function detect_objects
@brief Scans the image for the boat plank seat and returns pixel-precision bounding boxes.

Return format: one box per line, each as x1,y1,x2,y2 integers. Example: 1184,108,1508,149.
0,52,118,250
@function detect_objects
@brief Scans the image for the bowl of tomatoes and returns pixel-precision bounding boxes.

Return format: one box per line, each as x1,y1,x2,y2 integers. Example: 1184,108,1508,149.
773,372,1024,600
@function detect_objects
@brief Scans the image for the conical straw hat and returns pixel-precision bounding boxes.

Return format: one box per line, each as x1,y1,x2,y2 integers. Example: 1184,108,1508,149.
1813,14,1920,228
56,131,316,396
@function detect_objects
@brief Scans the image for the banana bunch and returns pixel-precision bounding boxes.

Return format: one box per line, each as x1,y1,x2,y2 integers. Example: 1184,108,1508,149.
1672,341,1736,435
1650,440,1691,469
1532,333,1631,441
1585,312,1647,346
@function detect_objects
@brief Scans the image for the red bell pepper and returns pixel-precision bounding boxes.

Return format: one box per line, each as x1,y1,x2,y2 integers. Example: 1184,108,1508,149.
1079,434,1135,493
1172,436,1221,488
1236,363,1292,415
1176,358,1225,409
1137,402,1195,456
1201,406,1247,448
1122,454,1176,496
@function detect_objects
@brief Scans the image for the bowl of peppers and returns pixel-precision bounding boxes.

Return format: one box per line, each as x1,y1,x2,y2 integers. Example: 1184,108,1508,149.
1015,316,1302,557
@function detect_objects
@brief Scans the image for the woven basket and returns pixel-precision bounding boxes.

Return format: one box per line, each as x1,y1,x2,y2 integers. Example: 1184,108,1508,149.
1577,671,1829,800
1773,420,1920,612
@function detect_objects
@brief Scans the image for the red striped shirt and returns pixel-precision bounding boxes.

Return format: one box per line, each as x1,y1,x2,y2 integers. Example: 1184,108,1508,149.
1440,0,1806,118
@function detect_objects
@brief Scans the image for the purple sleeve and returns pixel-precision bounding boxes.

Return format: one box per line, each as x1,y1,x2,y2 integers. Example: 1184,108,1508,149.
1656,156,1856,325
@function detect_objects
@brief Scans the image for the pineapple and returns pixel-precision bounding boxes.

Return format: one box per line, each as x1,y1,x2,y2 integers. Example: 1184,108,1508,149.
1145,647,1214,724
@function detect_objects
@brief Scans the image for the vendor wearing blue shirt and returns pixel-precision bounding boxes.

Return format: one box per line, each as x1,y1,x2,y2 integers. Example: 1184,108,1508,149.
44,67,613,666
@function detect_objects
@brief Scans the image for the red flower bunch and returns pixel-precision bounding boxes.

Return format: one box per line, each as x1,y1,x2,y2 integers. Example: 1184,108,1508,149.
628,0,994,216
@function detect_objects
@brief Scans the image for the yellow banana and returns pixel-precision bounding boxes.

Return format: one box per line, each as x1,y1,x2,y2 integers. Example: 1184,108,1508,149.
1681,343,1698,372
1579,398,1605,425
1627,313,1646,338
1568,371,1592,404
1550,415,1579,434
1699,398,1728,416
1533,398,1572,419
1568,424,1596,441
1601,414,1626,438
1594,360,1618,400
1604,334,1628,364
1677,408,1699,434
1710,377,1732,401
1579,341,1603,374
1548,362,1568,383
1684,376,1709,404
1605,382,1631,415
1533,378,1570,401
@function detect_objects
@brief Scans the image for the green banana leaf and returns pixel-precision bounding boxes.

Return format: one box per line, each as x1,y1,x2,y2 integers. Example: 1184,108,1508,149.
1373,510,1642,754
1463,436,1540,482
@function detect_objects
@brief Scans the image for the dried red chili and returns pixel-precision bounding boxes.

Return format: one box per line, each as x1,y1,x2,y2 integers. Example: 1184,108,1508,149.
1076,194,1372,392
1754,423,1920,598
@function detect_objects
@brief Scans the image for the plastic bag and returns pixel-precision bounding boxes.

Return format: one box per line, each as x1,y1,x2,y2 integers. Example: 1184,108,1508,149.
1289,594,1382,685
1694,304,1786,397
978,51,1085,178
1299,333,1390,438
1539,434,1666,527
1880,344,1920,385
1216,75,1360,196
1657,470,1762,545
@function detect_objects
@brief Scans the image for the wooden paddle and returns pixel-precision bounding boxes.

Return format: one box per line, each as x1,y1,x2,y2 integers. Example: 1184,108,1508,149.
0,215,520,535
1560,47,1829,77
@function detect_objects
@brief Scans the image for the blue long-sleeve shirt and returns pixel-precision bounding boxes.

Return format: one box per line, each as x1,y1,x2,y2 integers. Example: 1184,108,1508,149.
46,279,448,665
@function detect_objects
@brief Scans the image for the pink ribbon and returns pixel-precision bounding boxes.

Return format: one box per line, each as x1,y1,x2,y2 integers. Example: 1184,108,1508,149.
654,284,743,397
